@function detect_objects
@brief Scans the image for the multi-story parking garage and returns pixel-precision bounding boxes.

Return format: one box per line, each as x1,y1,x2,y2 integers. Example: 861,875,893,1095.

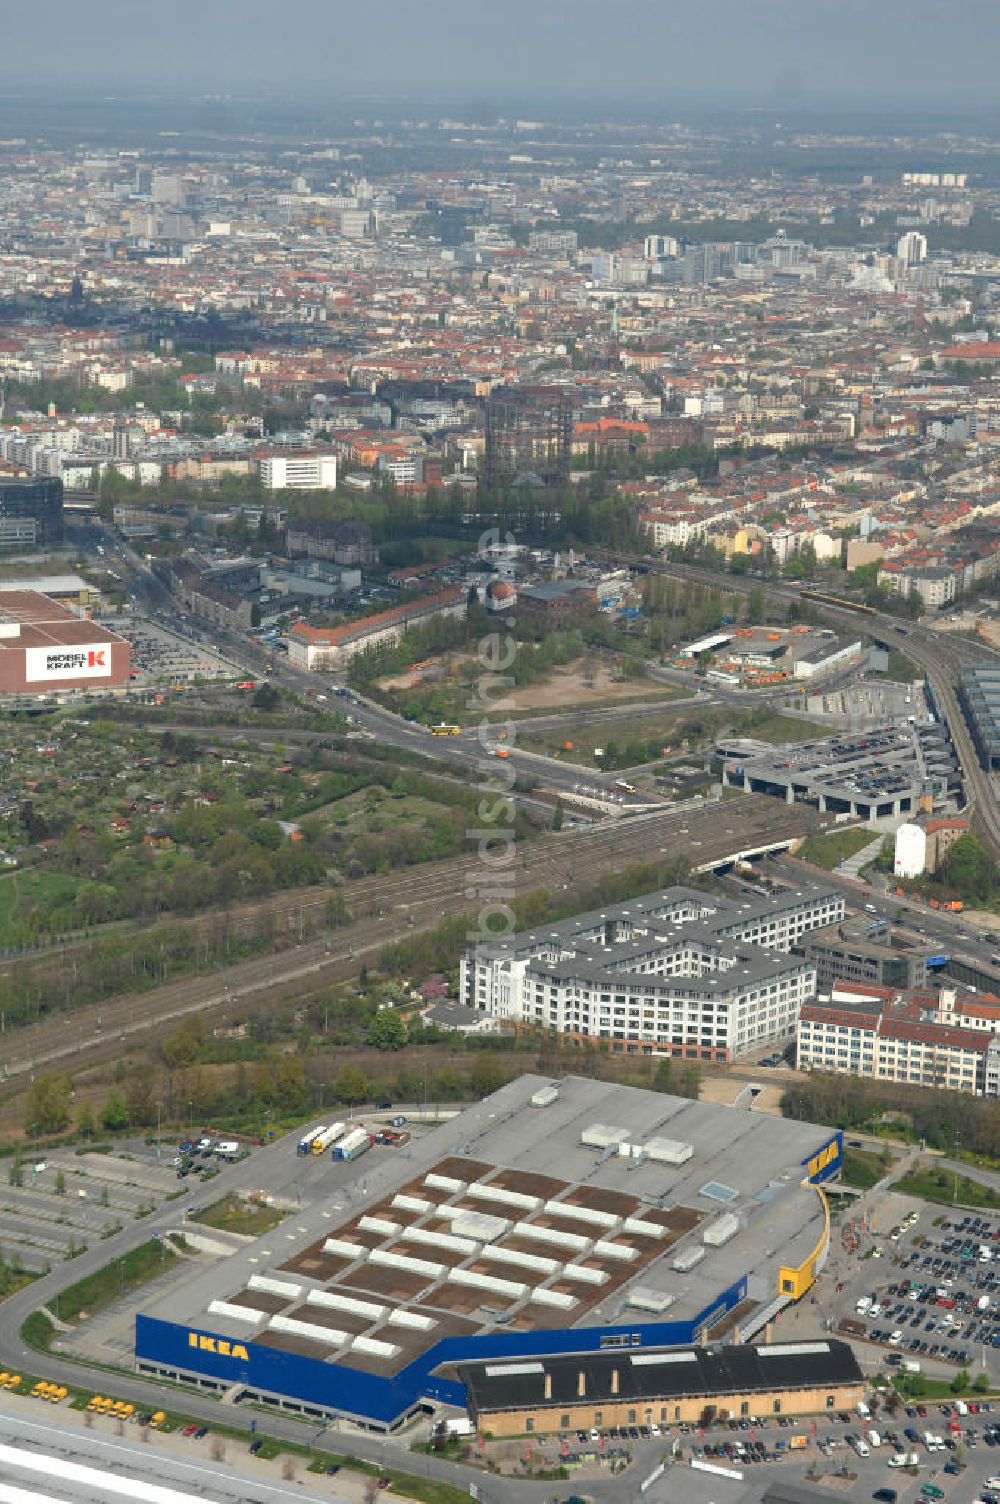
719,722,959,821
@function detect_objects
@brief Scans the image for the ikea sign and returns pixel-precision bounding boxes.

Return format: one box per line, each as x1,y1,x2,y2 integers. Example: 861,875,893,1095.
188,1332,248,1362
804,1134,842,1182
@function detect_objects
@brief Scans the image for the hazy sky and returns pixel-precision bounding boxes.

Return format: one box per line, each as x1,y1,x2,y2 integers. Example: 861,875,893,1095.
5,0,1000,116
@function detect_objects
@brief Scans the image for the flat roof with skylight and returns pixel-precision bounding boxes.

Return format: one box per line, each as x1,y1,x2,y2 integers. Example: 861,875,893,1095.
135,1075,842,1429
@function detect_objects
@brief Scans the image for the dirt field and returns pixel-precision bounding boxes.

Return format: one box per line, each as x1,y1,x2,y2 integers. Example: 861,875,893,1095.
380,656,680,714
931,612,1000,649
488,663,681,713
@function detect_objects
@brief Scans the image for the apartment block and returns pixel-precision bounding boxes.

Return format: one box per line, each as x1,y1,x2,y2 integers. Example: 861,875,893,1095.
797,987,994,1094
460,885,843,1062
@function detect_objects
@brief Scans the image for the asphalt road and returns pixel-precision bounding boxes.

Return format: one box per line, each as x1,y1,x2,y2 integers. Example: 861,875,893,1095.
769,851,1000,966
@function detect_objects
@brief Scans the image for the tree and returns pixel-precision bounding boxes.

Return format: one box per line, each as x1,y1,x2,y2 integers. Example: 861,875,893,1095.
652,1057,673,1093
678,1063,700,1100
250,603,262,629
101,1090,129,1132
124,1066,157,1127
274,1054,308,1112
470,1058,507,1098
253,682,280,712
974,1371,990,1393
77,1103,96,1140
942,834,994,906
552,801,564,832
333,1066,372,1105
951,1368,970,1394
23,1074,72,1136
368,1010,407,1051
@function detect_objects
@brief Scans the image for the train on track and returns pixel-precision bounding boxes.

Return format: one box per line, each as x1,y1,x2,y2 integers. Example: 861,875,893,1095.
798,588,877,616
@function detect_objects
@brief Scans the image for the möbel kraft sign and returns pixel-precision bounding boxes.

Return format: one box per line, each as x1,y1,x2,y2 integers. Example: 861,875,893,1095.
24,644,112,681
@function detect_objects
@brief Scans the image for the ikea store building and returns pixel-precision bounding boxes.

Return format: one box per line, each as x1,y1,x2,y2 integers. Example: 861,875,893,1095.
135,1076,842,1430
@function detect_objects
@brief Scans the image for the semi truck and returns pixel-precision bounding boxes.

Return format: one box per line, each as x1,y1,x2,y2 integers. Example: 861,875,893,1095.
312,1122,346,1154
332,1127,372,1162
297,1124,327,1156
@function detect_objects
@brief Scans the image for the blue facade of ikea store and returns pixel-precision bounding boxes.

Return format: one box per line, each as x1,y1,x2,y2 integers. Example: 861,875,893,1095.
135,1131,842,1429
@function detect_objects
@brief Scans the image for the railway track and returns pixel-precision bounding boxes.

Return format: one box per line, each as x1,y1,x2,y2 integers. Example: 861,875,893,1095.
0,794,806,1086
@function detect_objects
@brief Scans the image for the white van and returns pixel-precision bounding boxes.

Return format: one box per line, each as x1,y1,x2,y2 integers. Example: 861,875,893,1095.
867,1430,882,1448
851,1436,870,1458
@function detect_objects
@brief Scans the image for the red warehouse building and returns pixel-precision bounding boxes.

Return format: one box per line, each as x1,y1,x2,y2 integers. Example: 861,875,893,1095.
0,591,130,694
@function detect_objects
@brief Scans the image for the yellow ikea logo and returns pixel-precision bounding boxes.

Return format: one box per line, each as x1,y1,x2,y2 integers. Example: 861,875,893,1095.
188,1332,249,1361
807,1141,839,1180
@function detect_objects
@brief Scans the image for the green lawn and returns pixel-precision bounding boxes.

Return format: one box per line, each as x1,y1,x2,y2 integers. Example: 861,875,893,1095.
193,1194,285,1237
797,828,879,870
841,1145,893,1190
24,1239,177,1348
895,1166,1000,1211
741,713,832,744
881,650,922,684
0,869,80,946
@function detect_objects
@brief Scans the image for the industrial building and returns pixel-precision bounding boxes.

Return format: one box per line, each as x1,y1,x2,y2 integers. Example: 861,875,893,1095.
483,385,573,490
960,664,1000,770
460,1337,864,1436
134,1076,842,1430
719,722,959,822
0,473,63,548
797,914,934,994
460,884,843,1061
680,625,863,686
0,590,130,695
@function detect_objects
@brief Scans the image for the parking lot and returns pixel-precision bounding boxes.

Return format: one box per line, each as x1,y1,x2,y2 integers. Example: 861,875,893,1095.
1,1126,279,1274
99,615,239,687
0,1148,184,1272
643,1400,1000,1504
842,1208,1000,1376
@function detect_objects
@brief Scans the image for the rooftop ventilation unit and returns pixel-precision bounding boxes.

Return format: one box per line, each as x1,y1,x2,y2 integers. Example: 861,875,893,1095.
207,1300,265,1325
581,1123,630,1150
248,1274,302,1300
644,1137,694,1166
627,1287,675,1314
703,1213,740,1247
